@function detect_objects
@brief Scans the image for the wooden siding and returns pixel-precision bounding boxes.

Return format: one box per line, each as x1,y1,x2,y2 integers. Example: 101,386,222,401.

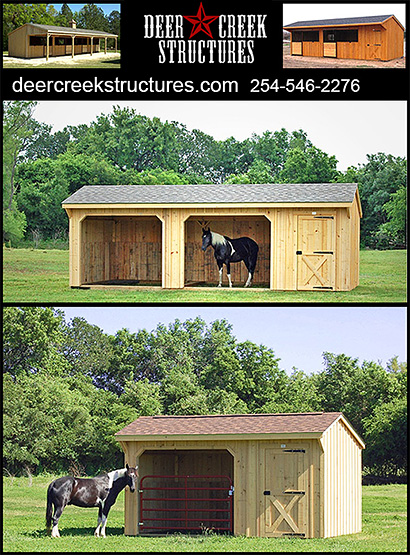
185,216,270,286
119,438,324,538
289,17,404,61
118,434,360,538
65,202,360,291
320,419,363,537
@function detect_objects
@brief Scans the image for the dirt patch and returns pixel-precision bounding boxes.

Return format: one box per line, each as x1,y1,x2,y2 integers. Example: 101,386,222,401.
3,51,120,68
282,42,405,68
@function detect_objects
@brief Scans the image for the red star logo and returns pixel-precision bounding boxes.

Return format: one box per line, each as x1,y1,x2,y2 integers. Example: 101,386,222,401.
183,2,219,39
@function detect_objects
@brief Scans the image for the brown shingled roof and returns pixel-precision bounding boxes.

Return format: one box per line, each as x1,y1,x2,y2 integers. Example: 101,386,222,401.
115,412,343,437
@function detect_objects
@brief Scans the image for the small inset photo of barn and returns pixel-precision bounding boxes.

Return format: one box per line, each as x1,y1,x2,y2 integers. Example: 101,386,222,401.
283,11,405,67
115,412,365,538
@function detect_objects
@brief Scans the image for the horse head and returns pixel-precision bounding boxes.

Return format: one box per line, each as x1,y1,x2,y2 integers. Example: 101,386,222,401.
202,227,212,251
125,463,138,493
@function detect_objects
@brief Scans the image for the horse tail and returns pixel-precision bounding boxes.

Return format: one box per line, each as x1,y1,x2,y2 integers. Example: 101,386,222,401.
46,482,54,533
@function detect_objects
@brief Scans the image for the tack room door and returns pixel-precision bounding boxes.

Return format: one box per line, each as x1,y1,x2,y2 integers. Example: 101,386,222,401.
263,448,308,537
296,215,335,290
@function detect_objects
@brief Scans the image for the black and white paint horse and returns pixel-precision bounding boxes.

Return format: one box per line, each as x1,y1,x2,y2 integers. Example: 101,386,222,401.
202,227,259,288
46,464,138,537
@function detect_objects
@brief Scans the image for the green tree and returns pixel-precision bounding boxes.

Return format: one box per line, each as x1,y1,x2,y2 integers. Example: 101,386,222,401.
363,398,407,478
3,307,67,379
358,153,406,248
3,101,38,242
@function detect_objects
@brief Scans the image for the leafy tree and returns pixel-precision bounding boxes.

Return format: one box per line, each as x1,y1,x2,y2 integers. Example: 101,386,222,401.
363,397,407,478
358,153,406,248
76,3,108,31
3,307,67,379
280,145,339,183
3,101,38,242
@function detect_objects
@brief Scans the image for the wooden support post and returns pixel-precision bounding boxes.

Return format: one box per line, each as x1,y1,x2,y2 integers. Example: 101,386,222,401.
72,35,74,57
115,37,117,52
46,33,50,60
104,37,107,54
90,36,93,55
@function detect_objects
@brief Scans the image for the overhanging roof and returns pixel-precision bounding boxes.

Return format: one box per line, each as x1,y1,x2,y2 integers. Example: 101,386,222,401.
284,14,403,31
62,183,359,207
9,23,117,38
115,412,364,448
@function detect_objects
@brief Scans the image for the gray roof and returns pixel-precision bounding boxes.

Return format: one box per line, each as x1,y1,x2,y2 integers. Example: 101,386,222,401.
284,14,395,28
15,23,117,37
62,183,358,205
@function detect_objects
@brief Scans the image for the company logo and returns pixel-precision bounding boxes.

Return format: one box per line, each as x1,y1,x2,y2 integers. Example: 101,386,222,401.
144,2,267,64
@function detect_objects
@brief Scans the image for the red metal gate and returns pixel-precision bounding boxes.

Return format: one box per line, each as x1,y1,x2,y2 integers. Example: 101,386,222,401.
139,475,233,533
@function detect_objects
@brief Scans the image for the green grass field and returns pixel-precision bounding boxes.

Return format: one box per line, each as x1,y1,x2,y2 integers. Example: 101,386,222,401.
2,476,407,552
3,248,407,303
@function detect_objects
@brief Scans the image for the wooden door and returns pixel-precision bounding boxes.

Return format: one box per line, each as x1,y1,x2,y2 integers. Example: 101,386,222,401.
323,42,336,57
291,42,302,55
263,448,308,537
296,215,335,290
369,30,382,59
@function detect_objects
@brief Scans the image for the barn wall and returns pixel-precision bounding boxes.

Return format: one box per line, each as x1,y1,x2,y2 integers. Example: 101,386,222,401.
8,26,28,57
119,437,326,538
81,216,162,284
320,420,363,537
185,216,270,286
382,17,404,60
65,203,359,291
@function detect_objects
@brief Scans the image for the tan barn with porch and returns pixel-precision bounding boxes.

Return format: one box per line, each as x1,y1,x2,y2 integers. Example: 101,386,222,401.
8,19,118,60
283,14,404,61
115,412,365,538
62,183,362,291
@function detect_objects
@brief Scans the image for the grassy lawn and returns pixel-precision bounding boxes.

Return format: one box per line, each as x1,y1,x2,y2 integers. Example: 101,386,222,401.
2,476,407,552
3,248,407,303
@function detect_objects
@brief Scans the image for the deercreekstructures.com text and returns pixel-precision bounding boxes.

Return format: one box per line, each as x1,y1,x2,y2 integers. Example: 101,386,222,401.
11,76,239,94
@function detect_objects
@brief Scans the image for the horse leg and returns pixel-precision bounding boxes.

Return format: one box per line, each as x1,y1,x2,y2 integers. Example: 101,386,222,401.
226,262,233,288
217,260,223,287
94,504,103,537
99,501,114,538
51,505,64,538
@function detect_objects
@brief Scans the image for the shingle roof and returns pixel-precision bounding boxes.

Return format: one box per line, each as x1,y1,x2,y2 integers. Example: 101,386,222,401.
62,183,358,205
16,23,117,37
115,412,343,437
284,14,395,28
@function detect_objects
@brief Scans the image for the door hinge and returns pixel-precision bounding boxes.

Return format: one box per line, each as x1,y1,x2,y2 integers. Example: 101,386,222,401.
282,533,306,537
283,490,305,495
314,215,334,219
313,251,333,254
283,449,306,453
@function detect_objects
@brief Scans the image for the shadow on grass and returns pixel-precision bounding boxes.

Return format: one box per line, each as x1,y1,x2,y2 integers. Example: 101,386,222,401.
25,526,125,538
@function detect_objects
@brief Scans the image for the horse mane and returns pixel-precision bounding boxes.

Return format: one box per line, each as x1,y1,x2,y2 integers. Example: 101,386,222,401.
211,231,227,247
107,468,127,489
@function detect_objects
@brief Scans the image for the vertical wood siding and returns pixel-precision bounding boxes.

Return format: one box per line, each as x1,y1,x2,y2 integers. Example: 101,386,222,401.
321,419,362,537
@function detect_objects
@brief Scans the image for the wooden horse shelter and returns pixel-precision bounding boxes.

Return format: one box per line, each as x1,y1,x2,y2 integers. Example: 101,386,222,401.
115,412,365,538
62,183,361,291
283,14,404,61
8,19,118,60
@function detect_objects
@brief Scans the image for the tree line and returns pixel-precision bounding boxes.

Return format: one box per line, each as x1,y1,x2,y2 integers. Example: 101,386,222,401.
3,3,121,51
3,101,406,249
3,307,407,481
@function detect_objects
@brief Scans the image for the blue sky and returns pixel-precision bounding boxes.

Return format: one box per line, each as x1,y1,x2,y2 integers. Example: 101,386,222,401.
53,4,120,16
60,307,406,375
